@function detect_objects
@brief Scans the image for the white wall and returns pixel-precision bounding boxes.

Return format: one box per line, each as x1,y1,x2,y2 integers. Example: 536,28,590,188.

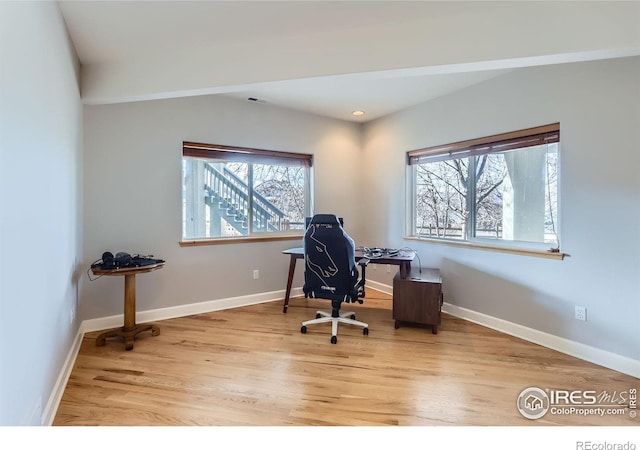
0,2,83,425
81,95,362,320
361,57,640,361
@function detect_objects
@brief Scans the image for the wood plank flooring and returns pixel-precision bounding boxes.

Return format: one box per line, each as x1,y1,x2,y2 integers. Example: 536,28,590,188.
53,291,638,426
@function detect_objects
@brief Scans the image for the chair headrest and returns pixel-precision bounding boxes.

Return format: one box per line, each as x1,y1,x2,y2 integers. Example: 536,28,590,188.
309,214,341,226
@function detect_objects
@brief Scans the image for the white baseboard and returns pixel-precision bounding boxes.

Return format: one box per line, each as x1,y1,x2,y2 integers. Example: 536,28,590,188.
365,279,393,296
46,284,638,425
82,287,304,333
42,325,84,426
442,302,640,379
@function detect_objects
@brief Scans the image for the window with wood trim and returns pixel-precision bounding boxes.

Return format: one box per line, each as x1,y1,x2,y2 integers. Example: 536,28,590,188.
182,142,313,240
407,124,560,250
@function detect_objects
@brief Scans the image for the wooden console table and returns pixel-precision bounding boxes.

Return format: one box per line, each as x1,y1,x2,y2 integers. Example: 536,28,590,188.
91,263,165,350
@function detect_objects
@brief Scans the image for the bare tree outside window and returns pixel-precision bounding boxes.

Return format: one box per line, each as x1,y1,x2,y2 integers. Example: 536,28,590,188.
409,125,560,249
415,159,468,239
252,164,306,231
474,154,508,238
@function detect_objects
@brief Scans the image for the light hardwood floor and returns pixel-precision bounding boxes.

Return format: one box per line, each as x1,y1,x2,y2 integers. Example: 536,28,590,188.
53,290,638,426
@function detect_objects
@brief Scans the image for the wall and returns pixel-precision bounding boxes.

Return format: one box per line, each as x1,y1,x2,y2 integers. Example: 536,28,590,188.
81,95,362,320
361,57,640,362
0,2,83,425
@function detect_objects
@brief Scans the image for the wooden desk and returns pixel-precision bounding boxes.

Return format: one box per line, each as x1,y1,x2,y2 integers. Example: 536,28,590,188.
91,263,164,350
281,247,414,313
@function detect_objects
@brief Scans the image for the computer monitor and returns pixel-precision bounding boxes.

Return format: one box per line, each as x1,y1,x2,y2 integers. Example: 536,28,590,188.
305,216,344,229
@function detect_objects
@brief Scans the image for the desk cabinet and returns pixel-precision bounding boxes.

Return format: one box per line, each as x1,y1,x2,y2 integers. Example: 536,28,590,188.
393,268,443,333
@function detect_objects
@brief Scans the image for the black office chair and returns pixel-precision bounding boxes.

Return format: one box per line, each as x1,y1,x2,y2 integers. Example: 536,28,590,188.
301,214,369,344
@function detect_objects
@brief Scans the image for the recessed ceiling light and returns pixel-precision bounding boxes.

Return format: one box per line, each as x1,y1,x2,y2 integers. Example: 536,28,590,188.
352,110,365,116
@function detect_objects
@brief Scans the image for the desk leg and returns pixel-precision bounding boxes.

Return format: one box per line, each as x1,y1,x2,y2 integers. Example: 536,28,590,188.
399,261,413,279
283,255,297,313
96,273,160,350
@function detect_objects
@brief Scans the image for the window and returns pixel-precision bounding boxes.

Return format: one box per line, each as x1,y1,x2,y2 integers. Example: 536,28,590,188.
407,124,560,251
182,142,313,240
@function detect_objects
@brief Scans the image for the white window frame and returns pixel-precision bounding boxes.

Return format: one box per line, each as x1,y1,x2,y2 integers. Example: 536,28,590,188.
406,124,561,253
182,141,313,242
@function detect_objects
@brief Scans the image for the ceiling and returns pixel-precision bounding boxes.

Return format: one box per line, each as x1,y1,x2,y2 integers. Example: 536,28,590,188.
57,1,640,123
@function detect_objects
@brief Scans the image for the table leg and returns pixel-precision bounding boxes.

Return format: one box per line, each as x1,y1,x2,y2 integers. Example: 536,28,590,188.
124,274,136,329
96,273,160,350
283,255,297,313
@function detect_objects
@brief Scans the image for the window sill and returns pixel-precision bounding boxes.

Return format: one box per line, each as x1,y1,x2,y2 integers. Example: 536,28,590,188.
180,234,303,247
404,236,566,260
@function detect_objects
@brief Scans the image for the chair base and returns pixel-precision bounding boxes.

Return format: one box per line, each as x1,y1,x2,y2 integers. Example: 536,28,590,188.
301,310,369,344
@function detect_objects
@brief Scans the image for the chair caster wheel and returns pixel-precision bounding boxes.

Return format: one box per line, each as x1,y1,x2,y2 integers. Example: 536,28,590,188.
316,313,321,319
350,314,356,320
301,326,307,334
363,327,369,335
330,336,337,344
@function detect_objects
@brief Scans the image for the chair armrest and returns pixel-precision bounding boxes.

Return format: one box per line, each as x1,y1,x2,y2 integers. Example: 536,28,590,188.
357,257,370,267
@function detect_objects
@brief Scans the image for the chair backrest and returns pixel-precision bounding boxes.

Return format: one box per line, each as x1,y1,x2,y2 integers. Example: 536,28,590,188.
303,214,357,301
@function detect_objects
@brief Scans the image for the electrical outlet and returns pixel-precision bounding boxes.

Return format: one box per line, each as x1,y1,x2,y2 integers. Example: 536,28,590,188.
575,305,587,322
253,269,259,280
387,264,391,273
69,306,75,325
